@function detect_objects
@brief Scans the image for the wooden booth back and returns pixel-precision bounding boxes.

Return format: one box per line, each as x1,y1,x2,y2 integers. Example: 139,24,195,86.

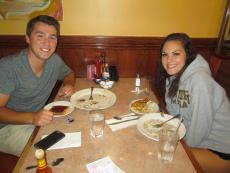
0,35,216,79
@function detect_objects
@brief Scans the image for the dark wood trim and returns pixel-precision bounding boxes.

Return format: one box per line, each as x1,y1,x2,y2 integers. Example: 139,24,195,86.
0,35,216,49
180,140,204,173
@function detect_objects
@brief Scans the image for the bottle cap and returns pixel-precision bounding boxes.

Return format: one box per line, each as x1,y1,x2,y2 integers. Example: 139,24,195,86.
35,149,45,159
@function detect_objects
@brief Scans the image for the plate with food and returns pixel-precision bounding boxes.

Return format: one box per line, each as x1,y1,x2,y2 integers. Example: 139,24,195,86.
70,88,116,110
137,113,186,141
44,101,75,117
129,98,159,114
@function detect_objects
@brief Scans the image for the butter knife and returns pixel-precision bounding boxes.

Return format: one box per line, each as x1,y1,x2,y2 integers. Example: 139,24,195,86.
108,117,140,125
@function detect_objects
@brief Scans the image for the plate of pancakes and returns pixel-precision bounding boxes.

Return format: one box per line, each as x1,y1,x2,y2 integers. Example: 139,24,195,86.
44,101,75,117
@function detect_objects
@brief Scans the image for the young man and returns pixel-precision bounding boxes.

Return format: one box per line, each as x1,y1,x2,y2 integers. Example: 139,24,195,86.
0,15,75,156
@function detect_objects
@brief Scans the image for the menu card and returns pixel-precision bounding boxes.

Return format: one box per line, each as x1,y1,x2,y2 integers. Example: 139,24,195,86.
86,156,125,173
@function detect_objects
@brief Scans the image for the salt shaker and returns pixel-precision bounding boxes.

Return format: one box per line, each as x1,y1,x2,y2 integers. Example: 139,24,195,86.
135,73,141,93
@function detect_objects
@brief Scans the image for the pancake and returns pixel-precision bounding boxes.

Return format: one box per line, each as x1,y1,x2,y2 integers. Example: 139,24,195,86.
50,105,68,115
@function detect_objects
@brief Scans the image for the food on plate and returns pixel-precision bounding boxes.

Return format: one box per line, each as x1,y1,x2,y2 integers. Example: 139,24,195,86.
50,105,69,115
91,101,99,104
143,119,176,139
77,98,86,102
131,98,158,113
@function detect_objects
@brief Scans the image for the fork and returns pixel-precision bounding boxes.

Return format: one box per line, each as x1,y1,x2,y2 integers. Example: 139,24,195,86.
89,87,94,100
153,114,181,128
158,103,165,117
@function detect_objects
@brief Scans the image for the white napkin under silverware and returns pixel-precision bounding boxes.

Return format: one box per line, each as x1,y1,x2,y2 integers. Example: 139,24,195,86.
106,114,139,131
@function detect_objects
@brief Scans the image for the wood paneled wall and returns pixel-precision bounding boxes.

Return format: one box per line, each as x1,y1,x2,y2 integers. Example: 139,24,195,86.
0,35,216,78
1,35,230,98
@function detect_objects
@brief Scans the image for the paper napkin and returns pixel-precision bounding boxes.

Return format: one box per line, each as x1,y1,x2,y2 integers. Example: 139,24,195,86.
86,156,125,173
42,132,81,150
106,114,139,131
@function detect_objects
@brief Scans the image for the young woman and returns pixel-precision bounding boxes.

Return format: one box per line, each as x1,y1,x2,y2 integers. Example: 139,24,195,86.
155,33,230,173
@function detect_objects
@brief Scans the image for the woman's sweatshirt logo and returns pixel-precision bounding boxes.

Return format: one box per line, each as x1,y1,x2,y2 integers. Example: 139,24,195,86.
171,90,190,108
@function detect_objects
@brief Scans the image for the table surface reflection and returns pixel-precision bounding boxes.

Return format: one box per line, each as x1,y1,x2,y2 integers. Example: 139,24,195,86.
17,78,198,173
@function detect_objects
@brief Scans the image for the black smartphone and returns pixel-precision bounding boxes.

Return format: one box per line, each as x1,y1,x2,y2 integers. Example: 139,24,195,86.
34,130,65,150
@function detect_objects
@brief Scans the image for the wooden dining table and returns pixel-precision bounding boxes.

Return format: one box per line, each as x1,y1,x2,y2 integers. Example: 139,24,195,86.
14,78,202,173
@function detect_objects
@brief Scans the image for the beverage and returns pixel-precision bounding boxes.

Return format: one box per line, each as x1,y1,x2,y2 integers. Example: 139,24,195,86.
158,141,177,162
89,112,105,138
157,129,179,163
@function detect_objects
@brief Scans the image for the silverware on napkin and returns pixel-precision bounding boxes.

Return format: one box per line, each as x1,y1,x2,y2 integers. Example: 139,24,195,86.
26,157,64,170
108,117,140,125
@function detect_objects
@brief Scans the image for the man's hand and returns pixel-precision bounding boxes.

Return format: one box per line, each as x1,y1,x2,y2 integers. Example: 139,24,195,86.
58,84,75,98
59,72,75,97
33,109,53,126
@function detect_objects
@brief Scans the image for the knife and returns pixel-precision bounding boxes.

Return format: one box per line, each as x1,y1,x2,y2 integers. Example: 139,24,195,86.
108,117,140,125
26,157,64,170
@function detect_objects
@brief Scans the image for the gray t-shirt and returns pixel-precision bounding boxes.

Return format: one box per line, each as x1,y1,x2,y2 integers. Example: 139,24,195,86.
0,49,72,127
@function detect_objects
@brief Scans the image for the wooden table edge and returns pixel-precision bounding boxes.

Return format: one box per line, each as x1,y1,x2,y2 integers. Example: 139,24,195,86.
180,140,204,173
12,127,40,173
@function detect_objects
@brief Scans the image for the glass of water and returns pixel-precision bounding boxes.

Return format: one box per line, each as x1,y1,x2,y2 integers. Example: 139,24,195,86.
89,110,105,138
157,129,179,163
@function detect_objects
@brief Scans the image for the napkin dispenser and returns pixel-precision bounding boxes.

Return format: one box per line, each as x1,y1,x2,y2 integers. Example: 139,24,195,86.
109,65,119,81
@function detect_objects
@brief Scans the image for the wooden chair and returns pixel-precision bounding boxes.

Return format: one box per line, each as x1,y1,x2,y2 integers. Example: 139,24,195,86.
0,151,19,173
209,55,222,79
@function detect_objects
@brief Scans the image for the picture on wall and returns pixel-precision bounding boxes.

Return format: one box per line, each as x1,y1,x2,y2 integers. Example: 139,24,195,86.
0,0,63,20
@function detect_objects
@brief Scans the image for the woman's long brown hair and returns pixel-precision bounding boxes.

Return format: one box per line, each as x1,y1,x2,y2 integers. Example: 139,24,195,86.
154,33,197,98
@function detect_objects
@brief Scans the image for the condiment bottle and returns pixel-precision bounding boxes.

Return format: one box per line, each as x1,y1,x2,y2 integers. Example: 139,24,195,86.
35,149,52,173
95,58,102,78
102,63,110,80
135,73,141,93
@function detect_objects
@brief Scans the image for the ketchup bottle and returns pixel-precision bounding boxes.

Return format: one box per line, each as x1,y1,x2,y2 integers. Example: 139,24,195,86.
95,58,102,78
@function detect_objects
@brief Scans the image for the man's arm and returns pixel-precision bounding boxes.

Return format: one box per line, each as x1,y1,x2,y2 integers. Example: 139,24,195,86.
0,93,53,126
60,72,76,97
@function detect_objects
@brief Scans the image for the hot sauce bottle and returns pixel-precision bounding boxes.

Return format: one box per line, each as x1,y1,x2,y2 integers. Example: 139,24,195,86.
95,58,102,78
35,149,52,173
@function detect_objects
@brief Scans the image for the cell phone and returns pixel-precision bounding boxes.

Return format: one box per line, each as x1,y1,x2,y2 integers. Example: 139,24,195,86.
34,130,65,150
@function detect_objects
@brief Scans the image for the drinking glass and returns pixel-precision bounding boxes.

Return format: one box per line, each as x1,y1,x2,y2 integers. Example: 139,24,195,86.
157,129,179,163
89,110,105,138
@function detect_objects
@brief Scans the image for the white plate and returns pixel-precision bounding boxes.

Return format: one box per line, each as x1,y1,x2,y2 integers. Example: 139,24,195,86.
137,113,186,141
44,101,75,117
70,88,116,110
129,99,159,115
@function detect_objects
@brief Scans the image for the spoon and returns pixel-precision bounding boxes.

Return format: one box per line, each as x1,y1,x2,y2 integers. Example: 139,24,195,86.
26,157,64,170
51,157,64,166
153,114,181,128
175,117,183,133
113,113,136,120
89,87,94,100
158,103,165,117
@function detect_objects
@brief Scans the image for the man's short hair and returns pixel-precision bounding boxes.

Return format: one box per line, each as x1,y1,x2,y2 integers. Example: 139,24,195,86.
26,15,60,37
